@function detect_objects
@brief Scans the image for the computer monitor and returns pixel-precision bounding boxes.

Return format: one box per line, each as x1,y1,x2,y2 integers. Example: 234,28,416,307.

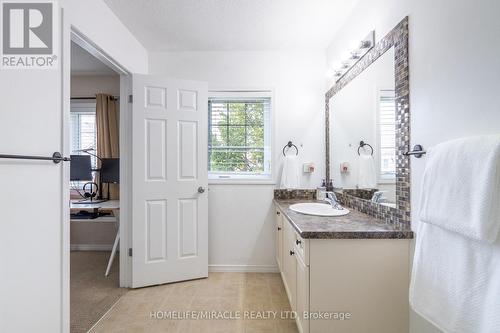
101,158,119,183
70,155,92,181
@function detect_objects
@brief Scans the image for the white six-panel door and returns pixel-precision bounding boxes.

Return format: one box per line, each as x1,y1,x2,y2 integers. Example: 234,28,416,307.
131,74,208,288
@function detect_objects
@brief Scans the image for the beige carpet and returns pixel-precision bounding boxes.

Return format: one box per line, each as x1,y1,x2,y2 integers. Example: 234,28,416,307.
71,251,128,333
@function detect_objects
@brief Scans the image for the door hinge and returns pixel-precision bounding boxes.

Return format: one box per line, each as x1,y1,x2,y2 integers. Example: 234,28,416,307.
128,94,133,103
128,248,133,257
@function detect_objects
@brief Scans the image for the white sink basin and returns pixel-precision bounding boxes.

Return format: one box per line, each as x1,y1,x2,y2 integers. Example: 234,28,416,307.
289,203,350,217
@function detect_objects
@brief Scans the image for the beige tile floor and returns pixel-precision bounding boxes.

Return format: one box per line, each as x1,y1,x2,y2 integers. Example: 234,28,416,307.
91,272,298,333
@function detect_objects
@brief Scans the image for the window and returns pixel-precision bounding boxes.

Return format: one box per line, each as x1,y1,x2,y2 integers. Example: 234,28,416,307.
208,92,272,180
70,101,97,169
378,90,396,181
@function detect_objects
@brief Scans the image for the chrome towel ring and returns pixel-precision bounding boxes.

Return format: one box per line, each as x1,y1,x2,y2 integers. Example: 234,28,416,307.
357,141,374,156
283,141,299,156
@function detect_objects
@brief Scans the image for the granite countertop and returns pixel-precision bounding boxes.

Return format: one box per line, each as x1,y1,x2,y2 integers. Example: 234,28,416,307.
274,199,414,240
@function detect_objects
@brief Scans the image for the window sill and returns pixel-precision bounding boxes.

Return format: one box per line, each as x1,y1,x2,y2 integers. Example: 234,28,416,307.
208,178,276,185
377,180,396,185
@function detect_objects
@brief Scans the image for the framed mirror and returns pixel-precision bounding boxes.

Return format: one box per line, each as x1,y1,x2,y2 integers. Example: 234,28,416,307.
325,17,410,228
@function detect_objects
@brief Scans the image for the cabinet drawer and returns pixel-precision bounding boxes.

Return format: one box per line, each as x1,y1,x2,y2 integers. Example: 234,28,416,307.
293,229,309,266
275,210,283,227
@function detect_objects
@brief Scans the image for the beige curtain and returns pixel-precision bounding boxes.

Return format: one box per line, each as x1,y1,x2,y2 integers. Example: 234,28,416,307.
96,94,119,199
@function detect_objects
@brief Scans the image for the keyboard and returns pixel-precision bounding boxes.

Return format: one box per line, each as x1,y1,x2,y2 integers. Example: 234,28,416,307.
70,211,98,220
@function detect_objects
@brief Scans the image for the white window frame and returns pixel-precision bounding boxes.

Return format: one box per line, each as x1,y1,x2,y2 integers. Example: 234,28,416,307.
70,100,97,188
376,89,396,184
208,90,274,184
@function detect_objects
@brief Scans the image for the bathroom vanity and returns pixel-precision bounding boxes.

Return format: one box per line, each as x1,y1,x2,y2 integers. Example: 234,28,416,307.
274,199,413,333
276,17,414,333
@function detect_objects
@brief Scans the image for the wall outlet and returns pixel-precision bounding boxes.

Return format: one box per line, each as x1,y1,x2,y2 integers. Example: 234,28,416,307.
303,163,315,173
340,162,350,174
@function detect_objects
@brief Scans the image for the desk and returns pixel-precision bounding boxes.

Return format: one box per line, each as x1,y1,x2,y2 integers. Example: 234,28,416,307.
70,199,120,210
70,200,120,277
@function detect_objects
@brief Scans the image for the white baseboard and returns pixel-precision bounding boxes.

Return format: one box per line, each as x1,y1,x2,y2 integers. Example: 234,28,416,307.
70,244,113,251
209,264,279,273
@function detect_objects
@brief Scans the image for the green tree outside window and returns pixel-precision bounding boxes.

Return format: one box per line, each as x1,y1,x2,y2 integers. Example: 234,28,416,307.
209,99,268,174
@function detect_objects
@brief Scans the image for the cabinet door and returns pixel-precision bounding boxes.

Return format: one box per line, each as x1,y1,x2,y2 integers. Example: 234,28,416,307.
283,221,297,311
275,210,283,270
296,252,309,333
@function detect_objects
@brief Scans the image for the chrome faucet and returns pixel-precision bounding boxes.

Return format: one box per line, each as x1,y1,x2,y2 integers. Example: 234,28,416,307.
371,191,385,203
324,191,343,210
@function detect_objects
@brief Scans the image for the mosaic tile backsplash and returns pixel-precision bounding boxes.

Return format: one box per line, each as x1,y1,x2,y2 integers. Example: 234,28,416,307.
335,191,406,229
274,189,316,200
343,188,379,201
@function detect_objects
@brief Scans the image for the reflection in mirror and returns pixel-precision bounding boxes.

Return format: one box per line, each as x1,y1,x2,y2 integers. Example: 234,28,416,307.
329,47,396,207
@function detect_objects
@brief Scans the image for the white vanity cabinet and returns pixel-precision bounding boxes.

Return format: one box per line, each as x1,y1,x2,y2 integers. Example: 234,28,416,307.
282,219,297,311
279,211,310,333
295,242,309,333
275,210,283,270
275,205,410,333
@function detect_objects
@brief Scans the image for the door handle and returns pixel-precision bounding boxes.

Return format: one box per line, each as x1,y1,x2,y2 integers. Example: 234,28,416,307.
197,186,206,194
0,152,71,164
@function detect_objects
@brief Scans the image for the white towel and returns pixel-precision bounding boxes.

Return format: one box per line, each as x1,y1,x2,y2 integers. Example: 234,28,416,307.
357,154,376,189
280,155,300,189
410,222,500,333
419,135,500,243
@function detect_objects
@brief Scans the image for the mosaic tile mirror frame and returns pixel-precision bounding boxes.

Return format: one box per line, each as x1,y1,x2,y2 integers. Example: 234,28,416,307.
325,17,411,229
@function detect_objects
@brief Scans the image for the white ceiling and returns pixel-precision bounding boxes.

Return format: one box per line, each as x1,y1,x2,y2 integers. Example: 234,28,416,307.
71,42,117,76
103,0,358,52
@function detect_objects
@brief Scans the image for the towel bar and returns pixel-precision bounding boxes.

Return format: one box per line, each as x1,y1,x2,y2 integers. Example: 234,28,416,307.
0,152,71,164
404,144,427,158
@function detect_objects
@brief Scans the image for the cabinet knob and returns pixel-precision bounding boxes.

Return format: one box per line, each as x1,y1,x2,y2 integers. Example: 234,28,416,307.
277,227,282,231
290,250,295,256
276,211,280,215
296,239,301,245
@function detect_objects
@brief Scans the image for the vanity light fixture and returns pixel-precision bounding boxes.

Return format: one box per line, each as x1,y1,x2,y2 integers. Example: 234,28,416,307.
330,31,375,82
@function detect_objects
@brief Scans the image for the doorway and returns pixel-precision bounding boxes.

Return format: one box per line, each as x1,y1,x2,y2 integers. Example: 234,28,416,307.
66,27,209,331
69,34,127,332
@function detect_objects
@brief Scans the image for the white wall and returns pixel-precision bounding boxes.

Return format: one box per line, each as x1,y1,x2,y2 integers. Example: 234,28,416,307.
0,1,147,331
62,0,148,74
150,50,326,270
71,74,120,97
207,184,276,271
326,0,500,332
